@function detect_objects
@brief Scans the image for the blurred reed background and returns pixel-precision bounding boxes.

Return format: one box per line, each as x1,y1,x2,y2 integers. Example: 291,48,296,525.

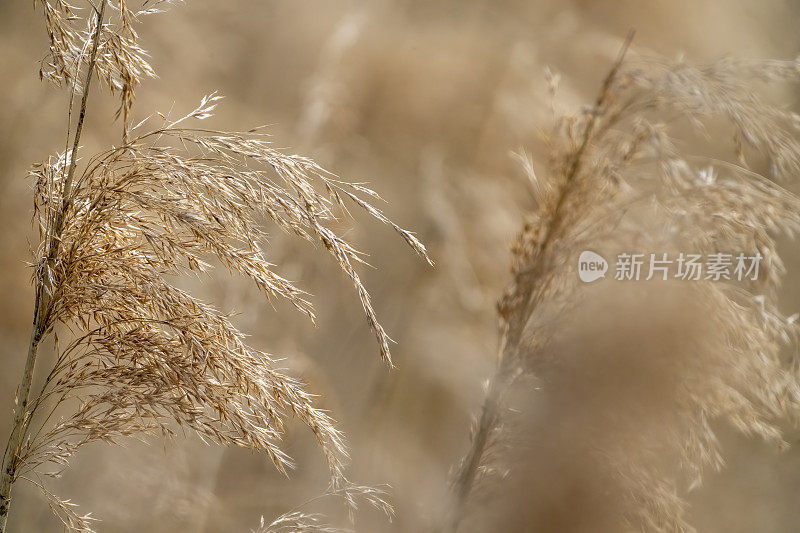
2,1,800,531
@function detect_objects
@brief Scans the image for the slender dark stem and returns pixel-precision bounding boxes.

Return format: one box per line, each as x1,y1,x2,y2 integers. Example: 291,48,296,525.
53,0,107,248
0,3,106,531
441,30,635,533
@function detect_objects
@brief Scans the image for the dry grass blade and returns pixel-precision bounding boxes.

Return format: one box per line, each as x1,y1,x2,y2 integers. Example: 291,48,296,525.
254,484,394,533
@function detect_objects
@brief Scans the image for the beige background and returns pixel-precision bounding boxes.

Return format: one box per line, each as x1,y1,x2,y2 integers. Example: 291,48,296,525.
1,1,800,531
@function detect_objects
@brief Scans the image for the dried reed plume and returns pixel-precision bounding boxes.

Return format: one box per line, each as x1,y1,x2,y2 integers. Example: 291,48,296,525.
0,1,428,531
445,31,800,532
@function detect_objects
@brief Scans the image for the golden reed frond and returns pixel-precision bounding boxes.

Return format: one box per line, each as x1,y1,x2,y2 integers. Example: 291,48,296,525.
0,2,428,531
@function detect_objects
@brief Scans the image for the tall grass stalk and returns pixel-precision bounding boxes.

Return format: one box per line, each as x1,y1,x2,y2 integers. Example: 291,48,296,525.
444,33,635,532
0,4,107,530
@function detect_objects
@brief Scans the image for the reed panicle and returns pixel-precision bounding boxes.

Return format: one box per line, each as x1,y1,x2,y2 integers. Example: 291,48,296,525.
0,2,427,531
446,32,800,532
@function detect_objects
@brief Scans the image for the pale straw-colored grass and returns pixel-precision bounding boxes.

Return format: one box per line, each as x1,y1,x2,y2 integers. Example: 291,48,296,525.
446,32,800,532
0,2,428,531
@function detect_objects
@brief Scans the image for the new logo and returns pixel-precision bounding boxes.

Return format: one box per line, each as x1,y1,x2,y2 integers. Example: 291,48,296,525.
578,251,608,283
